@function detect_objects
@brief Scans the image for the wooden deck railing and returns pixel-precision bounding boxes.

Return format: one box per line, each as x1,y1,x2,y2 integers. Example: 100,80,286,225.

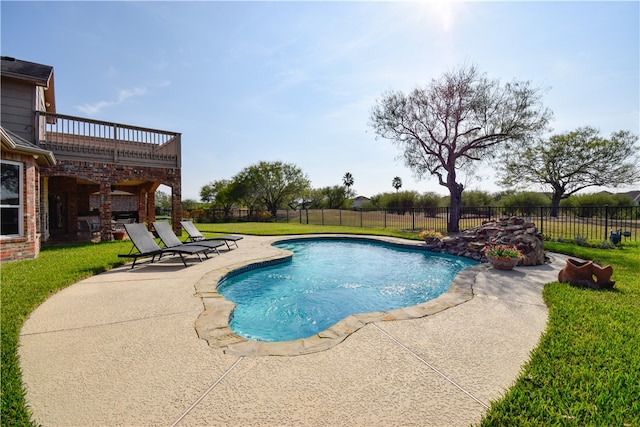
35,111,181,168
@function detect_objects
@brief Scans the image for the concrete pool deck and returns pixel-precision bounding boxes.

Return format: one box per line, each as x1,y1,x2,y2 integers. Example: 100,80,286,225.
19,234,568,426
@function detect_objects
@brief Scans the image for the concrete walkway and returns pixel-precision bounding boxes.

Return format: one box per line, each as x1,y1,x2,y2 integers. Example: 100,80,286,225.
19,235,567,426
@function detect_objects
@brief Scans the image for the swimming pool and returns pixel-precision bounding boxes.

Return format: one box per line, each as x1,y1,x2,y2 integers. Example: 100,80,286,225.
217,238,477,342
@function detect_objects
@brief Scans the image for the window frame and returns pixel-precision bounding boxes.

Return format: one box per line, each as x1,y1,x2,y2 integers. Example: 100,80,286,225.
1,159,24,238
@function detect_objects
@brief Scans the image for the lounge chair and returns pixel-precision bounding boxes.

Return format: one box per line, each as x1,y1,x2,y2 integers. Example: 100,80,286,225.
180,220,243,249
118,223,210,269
152,221,227,253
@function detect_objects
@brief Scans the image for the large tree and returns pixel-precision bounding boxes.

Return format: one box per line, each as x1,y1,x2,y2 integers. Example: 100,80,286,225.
369,64,552,232
181,199,200,212
199,179,240,220
154,190,172,214
319,185,350,209
200,179,227,203
233,161,311,218
499,127,640,216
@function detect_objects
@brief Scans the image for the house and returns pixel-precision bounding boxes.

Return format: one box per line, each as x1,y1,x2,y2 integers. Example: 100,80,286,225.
1,56,183,262
1,127,56,261
626,190,640,206
351,196,370,209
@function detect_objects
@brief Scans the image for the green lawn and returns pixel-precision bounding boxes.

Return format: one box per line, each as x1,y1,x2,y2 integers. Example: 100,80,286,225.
1,240,133,425
480,241,640,426
1,223,638,426
275,208,640,243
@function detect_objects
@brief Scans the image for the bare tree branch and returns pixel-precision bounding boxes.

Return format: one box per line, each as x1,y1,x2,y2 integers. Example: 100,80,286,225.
370,64,552,231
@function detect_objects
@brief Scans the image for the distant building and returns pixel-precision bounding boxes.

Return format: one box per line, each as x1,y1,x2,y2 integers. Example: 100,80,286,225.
351,196,370,209
626,190,640,206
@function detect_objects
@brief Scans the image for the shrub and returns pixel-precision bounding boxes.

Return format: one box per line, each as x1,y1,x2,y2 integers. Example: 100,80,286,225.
573,235,589,246
563,192,633,208
500,191,550,216
562,192,635,219
416,192,444,217
461,190,495,207
419,229,444,239
191,208,205,222
596,240,617,249
377,191,419,215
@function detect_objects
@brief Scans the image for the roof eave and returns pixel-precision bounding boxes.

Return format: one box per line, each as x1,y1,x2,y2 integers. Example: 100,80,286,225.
44,70,56,113
0,128,56,166
1,70,50,87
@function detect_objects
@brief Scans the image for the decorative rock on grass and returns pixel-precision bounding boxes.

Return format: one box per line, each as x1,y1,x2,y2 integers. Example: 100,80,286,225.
557,258,615,289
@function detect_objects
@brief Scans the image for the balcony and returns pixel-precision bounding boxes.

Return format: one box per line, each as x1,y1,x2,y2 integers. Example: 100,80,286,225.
35,111,181,169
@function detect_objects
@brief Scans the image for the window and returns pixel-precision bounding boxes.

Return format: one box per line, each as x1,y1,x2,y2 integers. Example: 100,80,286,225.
1,160,23,237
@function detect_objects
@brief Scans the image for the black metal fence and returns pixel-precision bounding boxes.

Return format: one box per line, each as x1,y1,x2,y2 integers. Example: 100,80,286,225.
201,205,639,242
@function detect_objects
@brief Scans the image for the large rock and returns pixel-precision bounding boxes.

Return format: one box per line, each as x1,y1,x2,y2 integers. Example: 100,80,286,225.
425,217,545,266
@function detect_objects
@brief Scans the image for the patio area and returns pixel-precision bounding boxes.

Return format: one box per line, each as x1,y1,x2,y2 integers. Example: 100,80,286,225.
18,235,566,426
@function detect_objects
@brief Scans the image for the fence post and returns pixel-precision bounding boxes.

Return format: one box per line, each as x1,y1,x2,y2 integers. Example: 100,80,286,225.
446,206,450,232
339,209,342,226
384,209,387,228
321,209,324,226
299,209,302,224
604,205,609,241
540,206,544,237
306,209,309,225
412,208,415,231
360,209,363,227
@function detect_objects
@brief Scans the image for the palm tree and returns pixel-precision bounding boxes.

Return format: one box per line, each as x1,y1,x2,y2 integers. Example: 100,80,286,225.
342,172,354,197
392,176,402,192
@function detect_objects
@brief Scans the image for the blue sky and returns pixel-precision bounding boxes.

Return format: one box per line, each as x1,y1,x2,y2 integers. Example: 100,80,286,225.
2,1,638,200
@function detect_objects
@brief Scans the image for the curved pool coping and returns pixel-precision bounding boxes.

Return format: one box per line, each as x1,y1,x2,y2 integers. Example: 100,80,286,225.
193,234,481,357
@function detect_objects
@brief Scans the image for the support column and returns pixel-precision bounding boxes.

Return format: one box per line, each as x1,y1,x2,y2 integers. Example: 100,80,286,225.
40,176,50,242
171,184,182,236
137,188,148,226
99,182,113,241
146,191,156,232
67,180,79,238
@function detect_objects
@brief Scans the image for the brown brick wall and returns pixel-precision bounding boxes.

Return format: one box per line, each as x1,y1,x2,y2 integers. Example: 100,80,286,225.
89,195,137,211
1,152,41,262
43,160,181,194
42,159,181,240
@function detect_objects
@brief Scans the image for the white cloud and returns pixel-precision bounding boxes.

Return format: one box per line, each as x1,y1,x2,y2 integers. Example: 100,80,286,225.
76,86,146,116
76,100,112,116
117,87,146,102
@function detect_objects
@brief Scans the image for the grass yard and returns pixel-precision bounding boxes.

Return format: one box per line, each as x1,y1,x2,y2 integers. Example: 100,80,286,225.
195,221,421,239
275,208,640,243
1,240,133,425
480,240,640,426
1,223,638,426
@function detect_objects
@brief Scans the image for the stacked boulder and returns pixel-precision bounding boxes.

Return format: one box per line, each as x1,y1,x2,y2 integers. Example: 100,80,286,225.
426,217,545,266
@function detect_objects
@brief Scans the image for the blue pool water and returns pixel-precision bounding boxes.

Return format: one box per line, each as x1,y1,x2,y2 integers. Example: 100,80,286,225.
217,239,477,342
